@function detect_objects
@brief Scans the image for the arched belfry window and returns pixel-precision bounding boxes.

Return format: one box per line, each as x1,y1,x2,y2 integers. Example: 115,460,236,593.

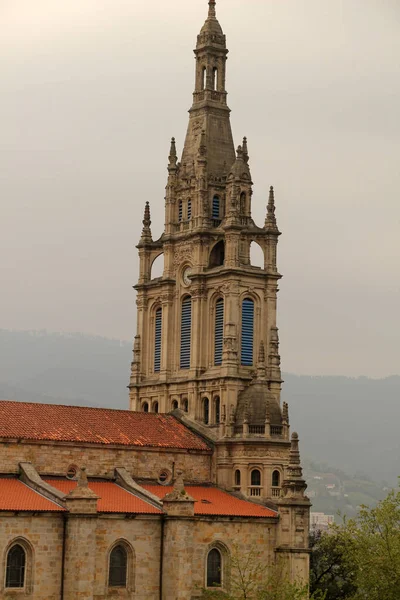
109,544,127,587
207,548,222,587
272,470,280,487
251,469,261,487
187,198,192,220
154,307,162,372
180,296,192,369
214,298,224,365
203,398,210,424
6,544,26,588
212,67,218,90
178,200,183,222
234,469,241,487
142,402,149,413
241,298,254,366
202,66,207,90
212,195,221,220
240,192,246,214
214,396,221,424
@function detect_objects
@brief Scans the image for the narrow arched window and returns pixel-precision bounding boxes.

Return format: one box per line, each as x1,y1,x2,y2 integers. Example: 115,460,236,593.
172,400,179,410
180,296,192,369
212,67,218,90
154,307,162,372
251,469,261,486
142,402,149,413
272,470,280,487
6,544,26,588
235,469,241,487
203,398,209,424
182,398,189,412
214,396,220,424
187,198,192,220
178,199,183,222
212,195,220,219
240,192,246,214
214,298,224,366
202,66,207,90
207,548,222,587
109,545,127,587
241,298,254,366
153,402,159,413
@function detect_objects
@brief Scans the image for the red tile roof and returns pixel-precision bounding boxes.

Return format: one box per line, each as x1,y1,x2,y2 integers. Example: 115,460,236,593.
143,485,277,518
0,401,210,451
45,480,161,514
0,479,64,512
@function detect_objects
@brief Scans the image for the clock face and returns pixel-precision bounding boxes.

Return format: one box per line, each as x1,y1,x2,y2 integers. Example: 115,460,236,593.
182,267,192,286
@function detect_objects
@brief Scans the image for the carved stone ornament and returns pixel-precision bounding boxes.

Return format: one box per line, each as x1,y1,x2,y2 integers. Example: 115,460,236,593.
173,244,193,268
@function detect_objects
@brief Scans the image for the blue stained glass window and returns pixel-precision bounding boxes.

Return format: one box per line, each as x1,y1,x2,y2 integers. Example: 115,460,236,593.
180,297,192,369
241,298,254,366
214,298,224,366
212,196,220,219
154,308,162,372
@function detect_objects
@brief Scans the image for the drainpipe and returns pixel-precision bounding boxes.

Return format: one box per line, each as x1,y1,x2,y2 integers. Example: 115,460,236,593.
60,514,67,599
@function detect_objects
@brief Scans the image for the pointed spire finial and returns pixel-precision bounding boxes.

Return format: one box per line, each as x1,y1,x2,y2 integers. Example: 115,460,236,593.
265,185,277,228
208,0,216,18
168,137,177,172
141,201,152,242
242,136,249,163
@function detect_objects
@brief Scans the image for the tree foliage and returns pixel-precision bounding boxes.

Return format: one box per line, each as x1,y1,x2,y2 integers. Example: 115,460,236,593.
311,484,400,600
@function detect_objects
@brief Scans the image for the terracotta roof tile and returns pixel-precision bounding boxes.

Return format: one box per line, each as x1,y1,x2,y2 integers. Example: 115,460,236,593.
0,401,210,451
0,479,64,512
143,485,277,518
45,480,161,514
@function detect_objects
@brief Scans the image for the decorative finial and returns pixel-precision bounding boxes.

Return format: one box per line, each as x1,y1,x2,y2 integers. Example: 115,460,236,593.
168,137,177,172
242,137,249,163
208,0,216,18
265,185,277,228
140,201,152,242
143,201,151,228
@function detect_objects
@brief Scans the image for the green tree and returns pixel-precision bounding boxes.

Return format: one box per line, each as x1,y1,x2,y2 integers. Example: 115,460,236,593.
311,483,400,600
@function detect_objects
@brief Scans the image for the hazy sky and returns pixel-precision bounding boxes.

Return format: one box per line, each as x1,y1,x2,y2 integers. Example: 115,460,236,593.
1,0,399,377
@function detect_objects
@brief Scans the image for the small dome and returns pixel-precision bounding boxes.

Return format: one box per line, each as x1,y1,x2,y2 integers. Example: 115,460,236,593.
200,16,223,36
235,382,282,427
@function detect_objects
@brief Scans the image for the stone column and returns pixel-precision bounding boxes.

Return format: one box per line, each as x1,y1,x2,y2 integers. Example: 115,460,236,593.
161,471,195,600
63,468,99,600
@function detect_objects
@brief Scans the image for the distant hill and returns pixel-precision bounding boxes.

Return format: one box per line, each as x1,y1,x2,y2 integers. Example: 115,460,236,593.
1,329,399,485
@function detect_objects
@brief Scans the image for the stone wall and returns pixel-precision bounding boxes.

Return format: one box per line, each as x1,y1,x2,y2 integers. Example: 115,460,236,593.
0,511,280,599
0,441,211,482
0,513,63,600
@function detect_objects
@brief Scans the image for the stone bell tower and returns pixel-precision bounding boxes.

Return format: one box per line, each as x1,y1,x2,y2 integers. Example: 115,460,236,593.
129,0,309,537
129,0,282,425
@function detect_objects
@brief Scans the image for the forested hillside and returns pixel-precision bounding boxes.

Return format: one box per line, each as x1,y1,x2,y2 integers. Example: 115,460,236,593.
1,329,399,485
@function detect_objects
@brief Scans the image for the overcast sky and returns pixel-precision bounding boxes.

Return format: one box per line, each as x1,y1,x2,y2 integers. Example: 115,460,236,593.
1,0,399,377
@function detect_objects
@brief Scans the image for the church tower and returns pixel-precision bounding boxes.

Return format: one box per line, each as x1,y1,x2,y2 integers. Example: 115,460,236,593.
129,0,309,540
129,0,282,429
